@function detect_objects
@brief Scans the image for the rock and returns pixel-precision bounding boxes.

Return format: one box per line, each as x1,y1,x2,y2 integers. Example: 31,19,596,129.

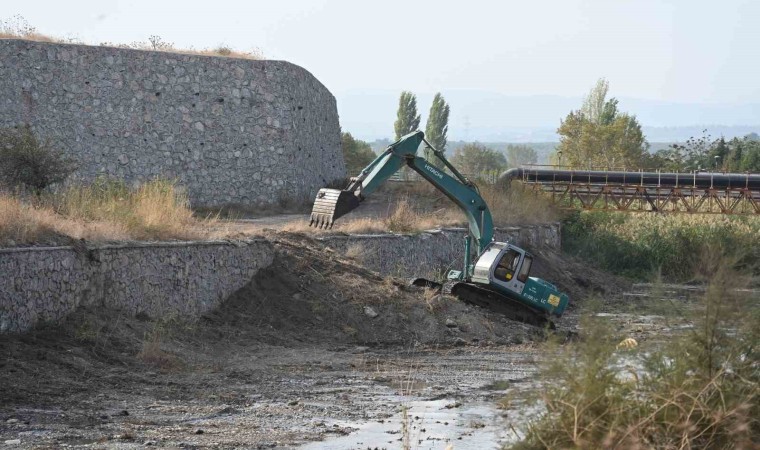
144,440,157,446
445,318,458,328
291,293,303,301
363,306,378,319
4,440,21,445
453,337,467,346
194,429,204,434
287,399,299,406
5,418,18,424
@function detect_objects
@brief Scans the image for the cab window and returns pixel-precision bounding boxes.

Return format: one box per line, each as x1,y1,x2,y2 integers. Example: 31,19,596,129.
494,249,520,281
517,255,533,282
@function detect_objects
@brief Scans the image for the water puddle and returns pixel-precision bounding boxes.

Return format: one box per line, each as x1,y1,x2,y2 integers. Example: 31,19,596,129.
300,398,515,450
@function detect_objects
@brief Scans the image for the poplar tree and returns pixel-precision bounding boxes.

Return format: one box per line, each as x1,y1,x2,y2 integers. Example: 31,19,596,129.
393,91,421,140
424,93,450,164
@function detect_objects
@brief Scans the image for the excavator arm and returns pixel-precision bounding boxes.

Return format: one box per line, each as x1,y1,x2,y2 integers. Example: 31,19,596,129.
310,130,494,255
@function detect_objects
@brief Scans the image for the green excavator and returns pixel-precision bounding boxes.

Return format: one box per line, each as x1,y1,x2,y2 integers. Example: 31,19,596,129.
310,130,569,327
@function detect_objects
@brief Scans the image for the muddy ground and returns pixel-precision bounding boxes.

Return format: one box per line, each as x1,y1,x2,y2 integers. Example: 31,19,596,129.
0,233,635,449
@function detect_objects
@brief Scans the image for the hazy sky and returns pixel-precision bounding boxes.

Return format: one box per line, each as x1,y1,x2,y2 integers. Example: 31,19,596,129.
5,0,760,105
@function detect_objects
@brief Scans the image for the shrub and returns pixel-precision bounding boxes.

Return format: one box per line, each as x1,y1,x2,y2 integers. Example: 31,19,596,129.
0,126,76,194
563,211,760,281
510,258,759,449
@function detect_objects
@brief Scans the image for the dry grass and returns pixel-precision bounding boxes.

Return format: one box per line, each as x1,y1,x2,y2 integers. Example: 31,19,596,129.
280,182,561,237
137,330,184,372
480,182,563,225
281,197,464,235
0,32,57,42
0,179,218,246
55,178,209,240
1,16,263,60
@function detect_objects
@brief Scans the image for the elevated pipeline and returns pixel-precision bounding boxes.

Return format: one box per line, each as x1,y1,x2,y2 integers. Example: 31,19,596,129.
499,168,760,190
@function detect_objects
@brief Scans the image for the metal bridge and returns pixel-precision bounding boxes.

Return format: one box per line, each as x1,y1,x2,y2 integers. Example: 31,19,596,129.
501,167,760,215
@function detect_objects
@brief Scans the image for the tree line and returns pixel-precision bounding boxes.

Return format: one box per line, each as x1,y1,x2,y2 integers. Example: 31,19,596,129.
341,80,759,178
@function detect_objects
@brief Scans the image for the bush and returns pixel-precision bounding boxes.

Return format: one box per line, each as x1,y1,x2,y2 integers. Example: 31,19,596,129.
562,211,760,281
510,259,759,449
0,126,76,194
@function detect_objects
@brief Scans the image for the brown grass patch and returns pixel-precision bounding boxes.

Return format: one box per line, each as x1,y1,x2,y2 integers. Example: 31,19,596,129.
137,336,184,372
1,16,263,60
0,179,218,246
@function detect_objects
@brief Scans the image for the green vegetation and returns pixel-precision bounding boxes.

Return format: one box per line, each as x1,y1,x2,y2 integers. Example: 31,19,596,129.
556,78,649,169
510,260,759,449
562,211,760,281
0,126,76,194
424,92,450,164
340,132,376,175
451,143,507,177
650,130,760,172
393,91,421,140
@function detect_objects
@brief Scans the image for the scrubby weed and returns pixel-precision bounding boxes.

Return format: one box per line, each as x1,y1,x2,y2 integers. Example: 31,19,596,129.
510,252,759,450
385,197,419,233
563,210,760,280
137,316,186,372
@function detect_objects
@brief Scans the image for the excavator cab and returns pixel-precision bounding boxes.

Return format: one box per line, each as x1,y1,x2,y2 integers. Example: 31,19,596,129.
471,242,528,295
469,242,568,318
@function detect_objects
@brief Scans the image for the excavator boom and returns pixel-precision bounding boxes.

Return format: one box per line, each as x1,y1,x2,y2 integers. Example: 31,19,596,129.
310,131,493,253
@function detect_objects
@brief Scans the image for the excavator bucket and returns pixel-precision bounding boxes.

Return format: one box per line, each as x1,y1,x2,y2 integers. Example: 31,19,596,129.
309,188,361,229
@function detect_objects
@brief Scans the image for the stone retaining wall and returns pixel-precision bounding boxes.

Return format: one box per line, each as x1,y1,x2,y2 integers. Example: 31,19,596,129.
320,223,561,278
0,240,273,333
0,39,344,207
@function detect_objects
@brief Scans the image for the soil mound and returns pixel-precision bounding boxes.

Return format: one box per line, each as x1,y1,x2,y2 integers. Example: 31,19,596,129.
205,234,544,347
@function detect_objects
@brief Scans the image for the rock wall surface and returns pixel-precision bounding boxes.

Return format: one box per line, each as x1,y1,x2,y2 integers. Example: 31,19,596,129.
0,39,344,207
320,223,561,278
0,240,273,333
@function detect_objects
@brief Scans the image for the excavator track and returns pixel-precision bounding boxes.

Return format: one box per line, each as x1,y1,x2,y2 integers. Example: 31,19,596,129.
450,282,555,329
411,278,555,328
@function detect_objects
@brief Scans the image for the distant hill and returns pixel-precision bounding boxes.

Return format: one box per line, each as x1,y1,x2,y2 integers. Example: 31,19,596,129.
337,89,759,142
